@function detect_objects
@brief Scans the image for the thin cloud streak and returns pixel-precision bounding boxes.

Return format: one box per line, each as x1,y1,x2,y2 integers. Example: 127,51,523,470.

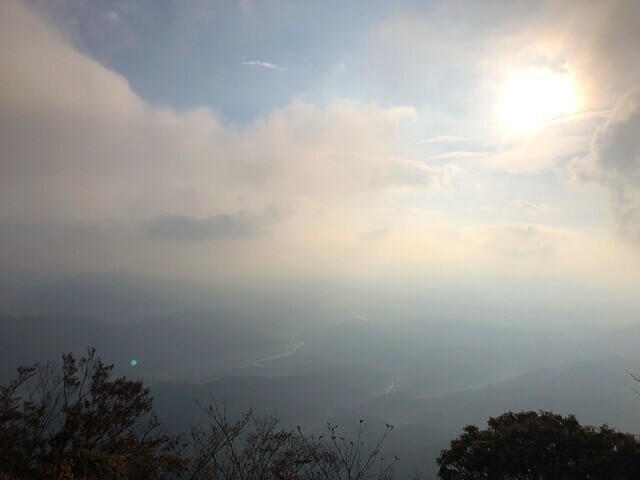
417,135,472,144
241,60,287,71
429,150,494,160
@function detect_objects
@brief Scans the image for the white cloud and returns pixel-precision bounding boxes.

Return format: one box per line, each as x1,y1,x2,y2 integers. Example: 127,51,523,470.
0,0,453,278
365,0,640,175
476,125,590,173
485,225,555,258
572,87,640,241
417,135,472,144
241,60,286,71
429,150,492,160
509,200,556,215
4,0,639,289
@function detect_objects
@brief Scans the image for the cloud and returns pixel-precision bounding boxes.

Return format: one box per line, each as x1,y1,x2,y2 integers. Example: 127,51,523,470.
489,0,640,111
241,60,286,71
476,125,590,173
327,151,456,191
429,150,492,160
0,1,446,215
0,0,456,279
509,200,556,215
572,87,640,240
363,0,640,175
417,135,472,144
359,228,390,241
577,0,640,102
486,225,555,258
509,200,540,214
142,209,283,241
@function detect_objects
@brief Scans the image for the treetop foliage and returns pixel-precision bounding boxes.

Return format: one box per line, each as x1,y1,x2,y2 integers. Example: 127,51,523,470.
0,348,184,479
436,410,640,479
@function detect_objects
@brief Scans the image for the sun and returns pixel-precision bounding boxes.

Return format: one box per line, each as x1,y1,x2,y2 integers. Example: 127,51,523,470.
496,66,578,135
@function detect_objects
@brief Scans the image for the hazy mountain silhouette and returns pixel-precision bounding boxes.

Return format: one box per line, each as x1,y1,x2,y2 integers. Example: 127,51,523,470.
0,310,284,382
358,356,640,435
0,272,327,330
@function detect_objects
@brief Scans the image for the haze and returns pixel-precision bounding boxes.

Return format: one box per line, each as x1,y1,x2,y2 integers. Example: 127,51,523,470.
2,2,640,476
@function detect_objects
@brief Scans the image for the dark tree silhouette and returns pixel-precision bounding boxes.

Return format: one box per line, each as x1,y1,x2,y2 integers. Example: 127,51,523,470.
436,410,640,480
1,349,405,480
186,400,399,480
0,348,185,479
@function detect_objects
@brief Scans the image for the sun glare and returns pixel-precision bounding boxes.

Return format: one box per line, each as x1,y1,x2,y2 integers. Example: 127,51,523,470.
496,66,578,135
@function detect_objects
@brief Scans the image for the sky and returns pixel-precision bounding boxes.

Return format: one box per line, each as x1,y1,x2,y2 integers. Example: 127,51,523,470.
1,0,640,326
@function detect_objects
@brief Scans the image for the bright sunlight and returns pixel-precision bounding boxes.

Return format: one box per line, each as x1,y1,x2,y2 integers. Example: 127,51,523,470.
496,66,578,135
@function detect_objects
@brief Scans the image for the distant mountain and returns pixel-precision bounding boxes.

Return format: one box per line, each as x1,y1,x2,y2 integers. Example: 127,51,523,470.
4,303,640,477
589,322,640,361
0,272,327,329
290,317,574,397
151,371,450,478
359,356,640,435
0,310,285,382
0,273,205,321
152,369,379,431
152,356,640,477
